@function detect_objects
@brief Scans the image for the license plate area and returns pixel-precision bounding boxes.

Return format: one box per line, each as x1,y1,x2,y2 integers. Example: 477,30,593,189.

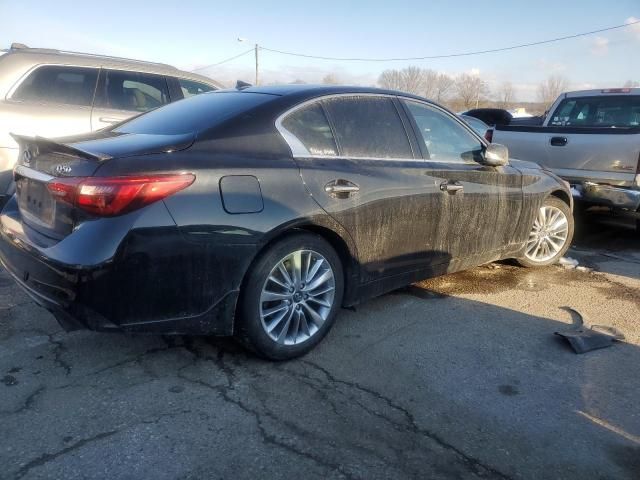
16,178,56,228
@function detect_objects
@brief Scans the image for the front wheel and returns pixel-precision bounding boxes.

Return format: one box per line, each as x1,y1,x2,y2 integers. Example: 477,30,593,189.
516,197,574,268
236,233,344,360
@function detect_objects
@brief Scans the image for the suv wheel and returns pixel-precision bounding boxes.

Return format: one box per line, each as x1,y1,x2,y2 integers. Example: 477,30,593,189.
237,233,344,360
516,197,574,267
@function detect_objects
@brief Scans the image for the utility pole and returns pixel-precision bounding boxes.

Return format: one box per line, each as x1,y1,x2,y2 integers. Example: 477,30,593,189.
254,44,259,85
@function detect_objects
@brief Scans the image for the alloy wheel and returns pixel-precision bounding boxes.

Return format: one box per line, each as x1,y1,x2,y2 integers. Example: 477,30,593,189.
524,205,570,263
259,249,336,345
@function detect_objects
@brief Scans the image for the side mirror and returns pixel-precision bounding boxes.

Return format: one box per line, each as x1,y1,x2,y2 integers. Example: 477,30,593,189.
483,143,509,167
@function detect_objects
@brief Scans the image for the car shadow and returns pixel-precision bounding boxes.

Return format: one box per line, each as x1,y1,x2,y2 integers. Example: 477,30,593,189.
570,207,640,282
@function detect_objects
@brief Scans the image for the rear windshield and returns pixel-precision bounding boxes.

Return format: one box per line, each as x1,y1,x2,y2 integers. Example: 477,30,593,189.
114,91,275,135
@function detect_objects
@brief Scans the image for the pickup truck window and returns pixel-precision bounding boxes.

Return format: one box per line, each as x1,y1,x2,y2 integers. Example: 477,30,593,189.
549,95,640,128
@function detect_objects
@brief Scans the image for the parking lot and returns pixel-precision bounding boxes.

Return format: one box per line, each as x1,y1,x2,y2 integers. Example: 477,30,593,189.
1,211,638,480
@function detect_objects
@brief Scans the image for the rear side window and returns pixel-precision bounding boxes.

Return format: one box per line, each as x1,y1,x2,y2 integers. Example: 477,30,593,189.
550,96,640,127
179,78,215,98
322,96,412,159
404,101,483,163
95,70,169,112
12,65,98,106
114,91,274,135
281,103,338,156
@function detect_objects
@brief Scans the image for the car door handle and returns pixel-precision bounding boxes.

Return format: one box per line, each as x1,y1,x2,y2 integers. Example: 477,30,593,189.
440,181,463,194
324,179,360,198
98,116,122,124
550,136,568,147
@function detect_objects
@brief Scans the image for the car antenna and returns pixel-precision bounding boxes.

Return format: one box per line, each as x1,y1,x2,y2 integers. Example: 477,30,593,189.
236,80,252,90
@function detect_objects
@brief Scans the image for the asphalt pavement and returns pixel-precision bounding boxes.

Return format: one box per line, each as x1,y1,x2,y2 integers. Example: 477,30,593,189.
1,211,638,480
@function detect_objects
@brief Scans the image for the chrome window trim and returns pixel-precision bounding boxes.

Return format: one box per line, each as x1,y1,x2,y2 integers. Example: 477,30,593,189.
275,93,484,165
7,63,101,103
14,165,55,182
297,154,479,165
275,93,413,160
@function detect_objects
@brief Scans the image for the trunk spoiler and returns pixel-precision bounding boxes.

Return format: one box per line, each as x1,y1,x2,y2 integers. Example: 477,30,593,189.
9,133,112,161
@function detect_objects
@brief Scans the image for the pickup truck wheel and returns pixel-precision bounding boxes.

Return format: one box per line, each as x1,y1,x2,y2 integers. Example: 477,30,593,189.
516,197,574,268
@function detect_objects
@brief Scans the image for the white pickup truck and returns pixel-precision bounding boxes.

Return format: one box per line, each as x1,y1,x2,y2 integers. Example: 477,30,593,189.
492,88,640,216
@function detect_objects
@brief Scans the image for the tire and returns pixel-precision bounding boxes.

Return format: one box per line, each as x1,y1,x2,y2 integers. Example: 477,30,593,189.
515,196,574,268
236,233,344,360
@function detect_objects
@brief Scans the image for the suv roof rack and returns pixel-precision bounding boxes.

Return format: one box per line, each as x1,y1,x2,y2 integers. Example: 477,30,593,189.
6,42,177,70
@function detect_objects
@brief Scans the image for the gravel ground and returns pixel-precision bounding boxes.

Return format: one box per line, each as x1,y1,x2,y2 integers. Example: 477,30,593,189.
1,210,638,480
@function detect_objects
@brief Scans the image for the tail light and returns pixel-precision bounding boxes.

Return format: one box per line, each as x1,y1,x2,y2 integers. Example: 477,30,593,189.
484,128,493,143
47,173,195,217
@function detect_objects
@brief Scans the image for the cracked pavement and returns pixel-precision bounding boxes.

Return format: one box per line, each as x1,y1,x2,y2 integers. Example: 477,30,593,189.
1,212,639,480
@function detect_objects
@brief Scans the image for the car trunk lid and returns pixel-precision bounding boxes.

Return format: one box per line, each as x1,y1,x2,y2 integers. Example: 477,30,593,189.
10,132,194,240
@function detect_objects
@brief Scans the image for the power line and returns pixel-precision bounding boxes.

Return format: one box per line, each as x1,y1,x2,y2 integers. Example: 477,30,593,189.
259,19,640,62
191,48,254,72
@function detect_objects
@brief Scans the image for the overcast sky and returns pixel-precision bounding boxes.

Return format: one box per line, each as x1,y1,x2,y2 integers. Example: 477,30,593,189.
1,0,639,101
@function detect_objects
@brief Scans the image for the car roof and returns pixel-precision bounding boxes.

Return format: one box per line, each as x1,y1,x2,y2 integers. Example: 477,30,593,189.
239,84,428,101
563,88,640,98
0,45,223,92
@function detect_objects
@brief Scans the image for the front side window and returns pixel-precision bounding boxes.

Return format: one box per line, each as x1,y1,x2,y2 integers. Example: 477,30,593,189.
550,96,640,127
12,65,98,106
404,101,483,163
281,102,337,156
96,70,169,112
322,96,413,159
179,78,215,98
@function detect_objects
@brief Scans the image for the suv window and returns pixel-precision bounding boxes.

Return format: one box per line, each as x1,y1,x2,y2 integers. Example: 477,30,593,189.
179,78,215,98
550,96,640,127
281,103,338,156
12,65,98,106
323,96,412,159
96,70,169,112
404,101,483,163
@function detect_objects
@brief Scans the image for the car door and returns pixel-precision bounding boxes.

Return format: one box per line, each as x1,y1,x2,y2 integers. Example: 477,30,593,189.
401,99,524,262
543,95,640,186
91,69,171,130
279,94,450,284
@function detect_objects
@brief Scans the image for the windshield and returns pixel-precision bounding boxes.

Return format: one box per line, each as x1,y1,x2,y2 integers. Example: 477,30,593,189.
114,91,275,135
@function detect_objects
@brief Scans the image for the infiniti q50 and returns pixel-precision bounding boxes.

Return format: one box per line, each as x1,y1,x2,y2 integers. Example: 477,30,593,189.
0,85,574,359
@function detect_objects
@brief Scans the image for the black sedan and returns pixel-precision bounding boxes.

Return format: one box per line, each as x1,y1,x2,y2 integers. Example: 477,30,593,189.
0,85,574,359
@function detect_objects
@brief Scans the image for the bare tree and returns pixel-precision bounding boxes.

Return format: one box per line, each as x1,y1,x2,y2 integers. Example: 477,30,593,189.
624,80,640,87
537,75,569,107
434,73,455,103
322,73,340,85
420,69,439,99
454,73,490,110
378,69,404,91
378,67,454,102
497,81,515,108
378,66,427,95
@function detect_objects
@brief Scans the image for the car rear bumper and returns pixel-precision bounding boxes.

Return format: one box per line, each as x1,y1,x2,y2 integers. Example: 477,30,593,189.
573,182,640,211
0,199,243,335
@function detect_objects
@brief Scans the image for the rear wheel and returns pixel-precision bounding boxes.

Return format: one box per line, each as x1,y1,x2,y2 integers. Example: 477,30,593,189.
516,197,574,267
236,233,344,360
